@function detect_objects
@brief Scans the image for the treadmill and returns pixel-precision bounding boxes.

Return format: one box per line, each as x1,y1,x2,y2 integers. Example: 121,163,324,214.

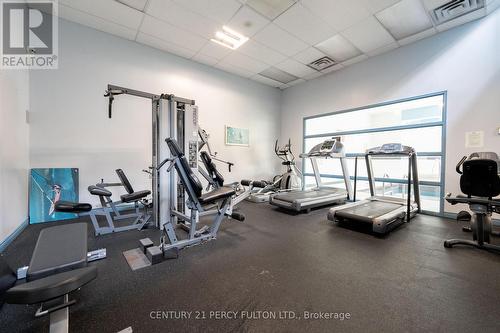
270,138,353,212
327,143,421,235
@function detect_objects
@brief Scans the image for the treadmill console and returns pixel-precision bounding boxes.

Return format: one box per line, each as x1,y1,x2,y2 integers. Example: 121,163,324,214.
367,143,413,155
304,138,343,158
320,139,337,153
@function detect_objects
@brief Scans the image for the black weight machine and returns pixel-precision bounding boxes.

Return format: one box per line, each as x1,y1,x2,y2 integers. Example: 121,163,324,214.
444,152,500,252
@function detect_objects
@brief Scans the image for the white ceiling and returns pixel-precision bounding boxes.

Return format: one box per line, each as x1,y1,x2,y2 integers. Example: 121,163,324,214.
55,0,499,89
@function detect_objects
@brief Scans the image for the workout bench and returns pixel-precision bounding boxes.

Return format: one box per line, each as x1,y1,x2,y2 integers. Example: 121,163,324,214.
1,202,103,333
85,168,152,235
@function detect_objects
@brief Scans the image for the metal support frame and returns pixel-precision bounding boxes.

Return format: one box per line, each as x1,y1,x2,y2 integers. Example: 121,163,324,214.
365,150,421,220
159,154,231,254
105,84,195,230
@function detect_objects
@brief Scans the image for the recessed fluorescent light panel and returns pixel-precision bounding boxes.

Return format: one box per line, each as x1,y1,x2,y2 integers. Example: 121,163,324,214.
211,26,249,50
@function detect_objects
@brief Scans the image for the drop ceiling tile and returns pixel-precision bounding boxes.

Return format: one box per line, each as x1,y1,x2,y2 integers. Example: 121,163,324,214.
227,6,271,37
117,0,148,12
376,0,433,40
273,3,336,45
358,0,402,14
315,34,361,62
246,0,297,20
287,78,306,87
253,23,309,56
223,52,269,73
301,0,371,31
293,47,327,65
216,62,255,77
172,0,242,23
198,41,233,60
251,74,283,87
398,27,436,46
60,0,144,30
137,32,197,58
303,71,324,80
275,58,317,78
340,54,369,67
238,40,287,65
191,53,220,66
140,15,207,52
320,63,344,74
341,16,395,53
58,4,138,40
146,0,219,39
367,42,399,57
259,66,299,83
486,0,500,14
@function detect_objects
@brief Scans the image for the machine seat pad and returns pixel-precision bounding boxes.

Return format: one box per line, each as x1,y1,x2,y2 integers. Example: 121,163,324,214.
54,201,92,213
199,186,235,205
27,223,88,281
88,185,112,197
120,190,151,203
6,266,97,305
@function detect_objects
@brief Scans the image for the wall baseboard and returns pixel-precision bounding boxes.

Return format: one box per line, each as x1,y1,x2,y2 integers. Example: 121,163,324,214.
0,218,29,253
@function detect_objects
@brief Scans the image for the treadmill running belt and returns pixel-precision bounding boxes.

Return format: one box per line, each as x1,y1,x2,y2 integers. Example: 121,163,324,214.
273,189,346,203
336,201,402,221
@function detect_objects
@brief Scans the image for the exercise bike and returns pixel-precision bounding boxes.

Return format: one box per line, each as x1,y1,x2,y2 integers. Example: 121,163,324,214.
246,139,302,203
444,152,500,252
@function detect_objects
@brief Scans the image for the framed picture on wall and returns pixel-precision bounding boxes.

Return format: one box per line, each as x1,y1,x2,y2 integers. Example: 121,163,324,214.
29,168,79,224
225,126,250,146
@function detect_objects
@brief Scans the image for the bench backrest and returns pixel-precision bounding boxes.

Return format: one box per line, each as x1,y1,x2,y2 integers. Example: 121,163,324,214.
200,151,224,187
166,138,203,198
116,169,134,194
460,158,500,198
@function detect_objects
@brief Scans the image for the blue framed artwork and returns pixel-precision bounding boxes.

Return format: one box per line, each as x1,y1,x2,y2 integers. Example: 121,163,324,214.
29,168,79,224
225,125,249,146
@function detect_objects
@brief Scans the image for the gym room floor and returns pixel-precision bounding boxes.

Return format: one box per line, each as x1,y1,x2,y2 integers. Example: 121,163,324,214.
2,202,500,333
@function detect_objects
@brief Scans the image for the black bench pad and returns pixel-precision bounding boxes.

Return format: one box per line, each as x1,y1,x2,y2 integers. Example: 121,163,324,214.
120,190,151,203
199,186,235,205
88,185,112,197
27,223,88,281
54,201,92,213
6,266,97,305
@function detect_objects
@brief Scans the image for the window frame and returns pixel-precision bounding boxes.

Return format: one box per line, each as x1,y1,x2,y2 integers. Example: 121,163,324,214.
302,91,447,216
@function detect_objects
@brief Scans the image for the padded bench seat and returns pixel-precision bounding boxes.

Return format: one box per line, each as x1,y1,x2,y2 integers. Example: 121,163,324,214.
120,189,151,203
6,266,97,305
199,186,236,205
54,201,92,213
27,223,88,281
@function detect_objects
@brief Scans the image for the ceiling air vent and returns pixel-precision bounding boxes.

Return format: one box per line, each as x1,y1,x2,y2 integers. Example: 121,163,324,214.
259,67,298,84
431,0,485,25
307,57,337,71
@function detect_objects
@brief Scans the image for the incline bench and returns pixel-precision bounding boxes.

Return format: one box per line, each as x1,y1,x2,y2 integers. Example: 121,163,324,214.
1,202,100,333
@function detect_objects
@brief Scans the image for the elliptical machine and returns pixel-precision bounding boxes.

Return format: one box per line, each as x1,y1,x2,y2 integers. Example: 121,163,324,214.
444,152,500,252
246,139,302,203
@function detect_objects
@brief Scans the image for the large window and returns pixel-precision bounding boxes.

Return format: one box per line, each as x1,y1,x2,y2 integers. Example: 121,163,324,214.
303,93,446,214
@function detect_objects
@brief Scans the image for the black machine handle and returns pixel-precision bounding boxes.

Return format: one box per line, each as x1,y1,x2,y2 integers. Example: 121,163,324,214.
456,155,467,174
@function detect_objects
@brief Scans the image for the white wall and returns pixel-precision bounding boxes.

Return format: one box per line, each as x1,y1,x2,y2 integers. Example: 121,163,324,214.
280,11,500,214
29,19,282,205
0,70,30,244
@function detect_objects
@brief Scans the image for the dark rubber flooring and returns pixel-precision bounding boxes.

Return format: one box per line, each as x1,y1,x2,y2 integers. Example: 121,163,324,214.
2,202,500,333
